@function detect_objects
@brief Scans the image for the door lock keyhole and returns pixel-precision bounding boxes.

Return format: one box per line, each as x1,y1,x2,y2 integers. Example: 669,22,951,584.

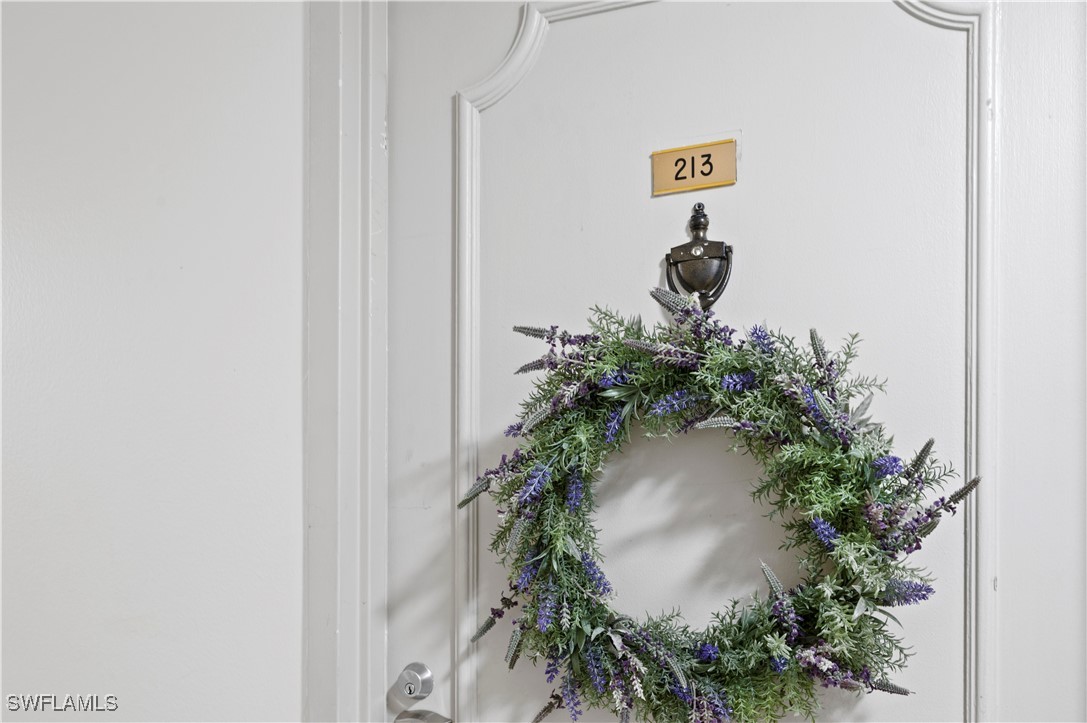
389,661,434,714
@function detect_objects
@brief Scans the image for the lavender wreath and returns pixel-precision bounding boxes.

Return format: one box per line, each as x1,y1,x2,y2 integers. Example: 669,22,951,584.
458,288,979,723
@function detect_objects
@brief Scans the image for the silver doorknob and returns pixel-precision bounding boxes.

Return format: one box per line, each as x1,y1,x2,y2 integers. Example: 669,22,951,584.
386,663,451,721
395,662,433,700
394,710,452,723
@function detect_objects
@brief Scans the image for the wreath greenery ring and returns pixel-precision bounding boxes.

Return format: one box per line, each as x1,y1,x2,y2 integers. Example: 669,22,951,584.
459,288,979,723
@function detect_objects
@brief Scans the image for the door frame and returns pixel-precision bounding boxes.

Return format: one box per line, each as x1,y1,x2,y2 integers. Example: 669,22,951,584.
302,3,389,722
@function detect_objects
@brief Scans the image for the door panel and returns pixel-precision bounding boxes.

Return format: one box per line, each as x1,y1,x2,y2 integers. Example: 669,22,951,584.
392,2,973,721
475,4,966,721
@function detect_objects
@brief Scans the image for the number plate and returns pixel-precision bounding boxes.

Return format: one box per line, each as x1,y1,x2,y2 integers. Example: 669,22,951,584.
651,138,737,196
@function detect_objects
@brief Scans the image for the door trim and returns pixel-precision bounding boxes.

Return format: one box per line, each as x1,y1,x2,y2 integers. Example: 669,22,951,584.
303,2,389,721
893,6,998,719
453,2,996,721
452,6,650,718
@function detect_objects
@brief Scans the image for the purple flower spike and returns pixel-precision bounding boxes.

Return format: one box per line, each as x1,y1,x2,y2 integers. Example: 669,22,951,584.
598,367,631,388
721,371,757,392
771,656,788,673
537,585,557,632
516,552,540,592
669,684,694,706
772,595,802,643
562,672,583,721
504,422,524,438
749,325,775,354
586,647,607,694
518,464,551,506
873,455,904,479
697,643,720,662
565,469,584,512
796,644,843,686
622,339,701,370
558,331,601,347
545,651,561,683
702,688,733,721
882,579,934,606
810,517,840,550
802,386,829,429
604,406,624,445
648,389,705,417
581,552,612,597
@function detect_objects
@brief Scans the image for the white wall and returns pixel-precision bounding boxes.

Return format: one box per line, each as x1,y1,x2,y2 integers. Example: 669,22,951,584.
2,4,305,721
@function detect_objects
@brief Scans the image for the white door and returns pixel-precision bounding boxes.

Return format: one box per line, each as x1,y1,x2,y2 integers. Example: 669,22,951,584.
383,2,1084,722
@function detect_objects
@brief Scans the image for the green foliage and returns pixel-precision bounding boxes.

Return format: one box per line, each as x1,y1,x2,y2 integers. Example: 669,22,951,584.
461,290,978,722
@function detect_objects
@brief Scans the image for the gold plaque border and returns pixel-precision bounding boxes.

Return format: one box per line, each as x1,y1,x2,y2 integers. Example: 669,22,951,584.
651,138,737,196
650,137,737,158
